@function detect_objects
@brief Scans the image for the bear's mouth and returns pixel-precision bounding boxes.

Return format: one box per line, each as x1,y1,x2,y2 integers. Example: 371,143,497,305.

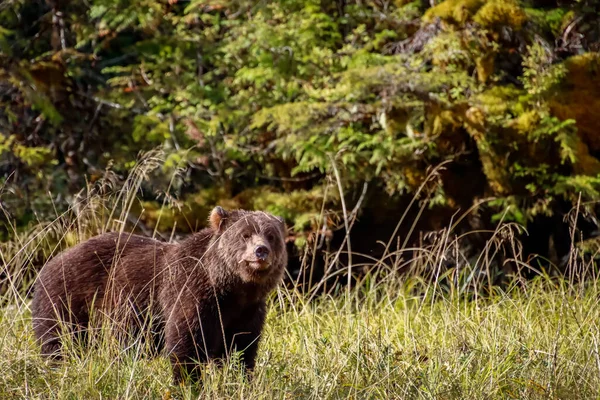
246,260,270,272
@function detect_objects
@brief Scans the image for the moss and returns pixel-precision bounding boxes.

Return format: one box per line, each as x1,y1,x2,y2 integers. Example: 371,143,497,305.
475,52,495,83
473,0,527,31
429,110,461,137
423,31,471,71
509,110,540,136
423,0,527,30
381,106,410,136
464,106,512,195
401,165,427,190
550,53,600,153
423,0,485,25
572,139,600,176
476,85,524,115
561,53,600,88
394,0,418,6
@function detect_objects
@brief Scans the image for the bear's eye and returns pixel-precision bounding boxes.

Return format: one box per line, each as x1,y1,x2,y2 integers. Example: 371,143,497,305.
267,234,275,242
242,233,251,240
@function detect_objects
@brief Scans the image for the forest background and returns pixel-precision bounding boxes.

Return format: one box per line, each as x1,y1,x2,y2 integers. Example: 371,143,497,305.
2,0,600,289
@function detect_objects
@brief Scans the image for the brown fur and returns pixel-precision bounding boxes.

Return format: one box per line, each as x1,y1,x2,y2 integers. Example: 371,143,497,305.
31,207,287,383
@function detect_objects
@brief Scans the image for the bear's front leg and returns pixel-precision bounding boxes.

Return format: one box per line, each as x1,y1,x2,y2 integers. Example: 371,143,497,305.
225,302,267,377
165,309,223,385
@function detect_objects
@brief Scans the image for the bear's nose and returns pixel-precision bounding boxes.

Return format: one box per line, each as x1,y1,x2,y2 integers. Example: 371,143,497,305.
255,245,270,260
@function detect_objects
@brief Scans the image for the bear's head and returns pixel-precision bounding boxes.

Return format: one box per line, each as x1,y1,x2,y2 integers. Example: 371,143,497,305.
209,206,288,286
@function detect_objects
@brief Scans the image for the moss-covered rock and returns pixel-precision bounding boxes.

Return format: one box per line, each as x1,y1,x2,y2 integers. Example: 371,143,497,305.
424,0,526,31
423,0,486,26
550,53,600,153
473,0,527,31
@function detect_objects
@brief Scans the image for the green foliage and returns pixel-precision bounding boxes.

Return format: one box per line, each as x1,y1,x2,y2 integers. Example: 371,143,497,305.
0,136,54,168
524,7,568,36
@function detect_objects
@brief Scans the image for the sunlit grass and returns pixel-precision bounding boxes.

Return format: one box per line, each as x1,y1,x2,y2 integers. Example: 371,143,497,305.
0,275,599,399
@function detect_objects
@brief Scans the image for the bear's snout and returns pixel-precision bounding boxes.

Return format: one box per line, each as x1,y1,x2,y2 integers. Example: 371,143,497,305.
255,245,270,260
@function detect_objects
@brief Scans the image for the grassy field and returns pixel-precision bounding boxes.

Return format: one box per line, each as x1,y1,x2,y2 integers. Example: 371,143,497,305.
1,275,600,399
1,155,599,399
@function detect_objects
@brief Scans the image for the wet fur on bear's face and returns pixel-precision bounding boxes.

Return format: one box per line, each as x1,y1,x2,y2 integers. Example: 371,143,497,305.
209,207,287,284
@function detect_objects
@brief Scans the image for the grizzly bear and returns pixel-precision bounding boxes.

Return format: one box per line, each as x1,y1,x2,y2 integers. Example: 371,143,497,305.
31,206,287,383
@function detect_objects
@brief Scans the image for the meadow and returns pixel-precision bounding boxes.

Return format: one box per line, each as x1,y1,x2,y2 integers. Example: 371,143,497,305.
0,155,598,399
2,265,600,399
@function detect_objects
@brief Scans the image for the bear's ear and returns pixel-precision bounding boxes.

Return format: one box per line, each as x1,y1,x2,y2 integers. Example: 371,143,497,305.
209,206,228,232
275,215,286,232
